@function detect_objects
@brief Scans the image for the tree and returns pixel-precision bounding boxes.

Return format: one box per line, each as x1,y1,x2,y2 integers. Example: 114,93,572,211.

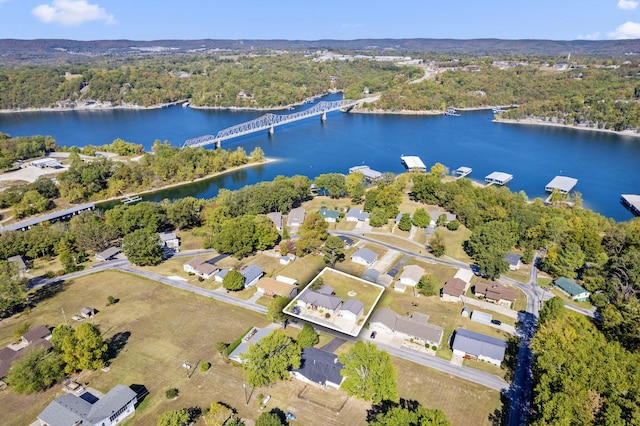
429,230,446,257
69,211,118,252
203,402,234,426
369,402,451,426
467,221,516,279
255,412,285,426
296,212,328,256
0,260,27,315
6,347,65,394
314,173,347,198
416,275,438,296
538,296,565,324
267,296,291,323
430,162,449,179
157,408,191,426
297,323,319,348
240,329,301,387
398,213,412,231
223,270,245,291
14,190,50,219
369,207,388,227
338,341,398,404
52,323,108,373
122,228,164,266
168,196,204,230
323,235,345,267
250,146,265,160
412,208,430,228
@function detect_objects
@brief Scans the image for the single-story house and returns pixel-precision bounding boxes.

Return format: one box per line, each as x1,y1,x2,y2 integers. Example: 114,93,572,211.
241,265,264,288
183,257,219,279
81,307,96,318
340,299,365,322
441,278,468,302
287,207,306,228
505,253,522,271
214,268,230,283
37,384,137,426
266,212,283,231
337,235,354,248
21,325,51,345
345,208,370,222
426,209,456,227
474,282,517,308
296,289,343,315
452,328,507,366
280,255,296,265
369,308,444,347
95,247,121,262
291,347,345,388
256,277,298,298
228,327,273,363
361,269,381,283
399,265,424,287
1,325,53,379
7,255,28,272
319,207,340,223
554,277,591,301
351,248,378,267
158,232,180,252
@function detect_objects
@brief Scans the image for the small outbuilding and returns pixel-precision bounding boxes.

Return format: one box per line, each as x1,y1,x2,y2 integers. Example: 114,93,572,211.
95,247,121,262
81,307,96,318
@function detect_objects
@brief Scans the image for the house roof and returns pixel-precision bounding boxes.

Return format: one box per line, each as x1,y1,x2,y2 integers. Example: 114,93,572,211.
442,278,467,297
371,308,443,344
352,248,378,265
337,235,354,246
266,212,282,229
361,269,380,283
554,277,589,297
298,290,343,310
505,253,521,266
0,347,19,378
345,208,370,221
452,329,507,362
292,347,344,386
0,203,95,233
158,231,178,242
241,265,264,284
474,282,517,302
22,325,51,343
400,265,424,284
80,307,95,315
316,284,334,295
545,176,578,194
319,207,340,220
257,277,296,296
38,384,137,426
287,207,306,226
95,246,121,260
470,310,493,325
184,257,219,275
426,209,456,222
7,255,26,270
342,299,364,315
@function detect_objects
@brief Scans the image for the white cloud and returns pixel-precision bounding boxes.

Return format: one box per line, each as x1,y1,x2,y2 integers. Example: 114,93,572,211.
32,0,116,26
608,21,640,39
618,0,639,10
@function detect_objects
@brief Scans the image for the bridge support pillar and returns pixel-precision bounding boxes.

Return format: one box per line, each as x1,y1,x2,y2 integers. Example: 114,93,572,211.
321,112,327,122
268,126,274,136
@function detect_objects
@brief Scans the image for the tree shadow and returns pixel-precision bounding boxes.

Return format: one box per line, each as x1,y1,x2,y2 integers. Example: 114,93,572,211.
488,392,511,426
106,331,131,360
26,280,65,304
268,407,287,424
366,398,420,423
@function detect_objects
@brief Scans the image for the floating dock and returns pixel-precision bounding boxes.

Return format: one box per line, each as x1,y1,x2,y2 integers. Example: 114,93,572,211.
121,195,142,205
485,171,513,186
349,165,382,181
545,176,578,194
454,166,472,178
445,108,461,116
622,194,640,216
401,155,427,171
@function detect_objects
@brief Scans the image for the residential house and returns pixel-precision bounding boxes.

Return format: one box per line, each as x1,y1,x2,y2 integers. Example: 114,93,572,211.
287,207,306,228
474,282,517,308
256,277,298,298
340,299,365,322
296,289,343,315
37,384,137,426
1,325,52,379
441,278,467,302
505,253,522,271
241,265,264,288
351,248,378,267
369,308,444,348
7,255,27,273
266,212,283,231
319,207,340,223
426,209,456,227
158,232,180,253
214,268,230,283
95,247,121,262
399,265,424,288
183,257,219,279
345,208,370,222
290,347,345,389
554,277,591,301
337,235,354,248
452,328,507,366
21,325,51,345
280,255,296,265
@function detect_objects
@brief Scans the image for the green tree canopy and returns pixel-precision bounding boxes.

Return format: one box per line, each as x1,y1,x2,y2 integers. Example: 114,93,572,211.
240,329,301,387
323,235,345,267
0,260,27,316
412,208,431,228
297,323,319,348
6,347,65,394
122,228,164,266
223,270,245,292
255,411,285,426
157,408,192,426
398,213,412,232
267,296,291,323
52,323,108,373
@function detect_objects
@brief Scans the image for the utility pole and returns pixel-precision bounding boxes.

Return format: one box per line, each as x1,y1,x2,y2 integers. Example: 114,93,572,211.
61,307,68,325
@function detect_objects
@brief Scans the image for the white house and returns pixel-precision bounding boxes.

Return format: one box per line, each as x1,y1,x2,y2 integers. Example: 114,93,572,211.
241,265,264,288
351,248,378,267
183,257,219,279
369,308,444,348
345,208,370,222
340,299,365,322
287,207,306,228
505,253,522,271
452,328,507,366
399,265,424,287
158,232,180,253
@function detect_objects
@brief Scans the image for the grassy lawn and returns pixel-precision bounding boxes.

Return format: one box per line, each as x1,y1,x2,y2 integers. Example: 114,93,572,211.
439,226,473,263
276,255,326,288
502,268,530,284
176,230,205,251
537,277,553,288
316,268,385,314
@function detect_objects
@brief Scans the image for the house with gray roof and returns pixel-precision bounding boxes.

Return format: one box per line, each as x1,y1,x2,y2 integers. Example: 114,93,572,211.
37,384,137,426
340,299,365,322
95,247,121,262
7,255,27,272
553,277,591,301
241,265,264,288
296,290,343,315
266,212,283,231
345,208,370,222
351,248,378,267
287,207,306,228
183,257,219,279
505,253,522,271
369,308,444,348
158,232,180,253
291,347,345,389
399,265,425,288
452,328,507,366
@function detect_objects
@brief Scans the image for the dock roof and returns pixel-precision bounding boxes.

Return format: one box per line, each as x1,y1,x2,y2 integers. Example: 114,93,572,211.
545,176,578,194
0,203,95,233
622,194,640,216
401,156,426,170
485,172,513,185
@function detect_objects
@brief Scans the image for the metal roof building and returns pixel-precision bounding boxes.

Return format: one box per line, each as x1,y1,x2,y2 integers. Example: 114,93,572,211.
400,155,426,171
485,172,513,185
545,176,578,194
0,203,95,233
622,194,640,216
452,328,507,366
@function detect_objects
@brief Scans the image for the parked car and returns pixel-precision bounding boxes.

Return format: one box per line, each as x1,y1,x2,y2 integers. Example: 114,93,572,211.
370,331,377,339
491,319,502,326
285,412,297,421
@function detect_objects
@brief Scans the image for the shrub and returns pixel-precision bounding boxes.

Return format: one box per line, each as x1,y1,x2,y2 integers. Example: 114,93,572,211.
107,295,116,305
200,362,211,372
432,345,438,351
165,388,179,399
325,313,331,318
446,220,459,231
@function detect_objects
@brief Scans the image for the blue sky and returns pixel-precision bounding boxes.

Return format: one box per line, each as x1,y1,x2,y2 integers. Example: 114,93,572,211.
0,0,639,41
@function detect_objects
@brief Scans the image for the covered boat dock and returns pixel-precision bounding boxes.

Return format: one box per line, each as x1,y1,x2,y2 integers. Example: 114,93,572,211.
455,166,472,178
401,156,426,172
485,171,513,186
622,194,640,216
545,176,578,194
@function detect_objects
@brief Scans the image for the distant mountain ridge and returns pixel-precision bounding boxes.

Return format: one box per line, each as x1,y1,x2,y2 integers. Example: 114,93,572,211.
1,38,639,64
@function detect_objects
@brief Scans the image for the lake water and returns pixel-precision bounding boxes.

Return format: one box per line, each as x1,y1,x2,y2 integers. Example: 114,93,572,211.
1,94,639,221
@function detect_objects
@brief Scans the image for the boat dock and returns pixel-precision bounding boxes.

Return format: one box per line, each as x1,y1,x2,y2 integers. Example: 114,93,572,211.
622,194,640,216
454,166,472,179
545,176,578,194
401,155,427,172
485,171,513,186
121,195,142,205
445,108,461,116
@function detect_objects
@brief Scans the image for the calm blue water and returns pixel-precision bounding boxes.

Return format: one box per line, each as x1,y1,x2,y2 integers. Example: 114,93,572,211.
1,95,639,221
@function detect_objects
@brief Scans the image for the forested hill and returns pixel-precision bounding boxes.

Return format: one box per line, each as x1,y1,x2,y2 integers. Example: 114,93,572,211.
2,38,640,64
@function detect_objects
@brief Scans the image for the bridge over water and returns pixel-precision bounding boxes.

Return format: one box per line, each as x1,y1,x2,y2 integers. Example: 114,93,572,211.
183,98,366,149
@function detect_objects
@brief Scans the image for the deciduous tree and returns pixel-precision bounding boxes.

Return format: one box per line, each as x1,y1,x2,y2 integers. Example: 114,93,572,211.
323,235,345,267
6,347,65,394
297,323,319,348
241,329,301,387
122,228,164,266
223,270,245,292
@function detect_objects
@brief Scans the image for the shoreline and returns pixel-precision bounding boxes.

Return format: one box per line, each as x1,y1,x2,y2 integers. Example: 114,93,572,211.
495,117,640,138
94,157,278,206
